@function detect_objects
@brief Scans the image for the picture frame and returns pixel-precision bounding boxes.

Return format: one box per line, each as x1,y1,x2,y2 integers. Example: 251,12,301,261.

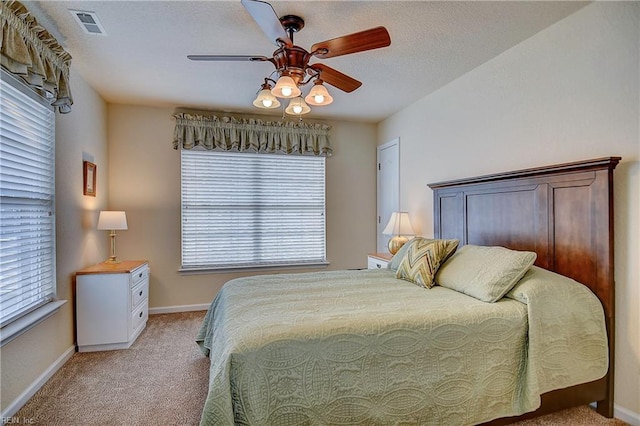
83,161,96,196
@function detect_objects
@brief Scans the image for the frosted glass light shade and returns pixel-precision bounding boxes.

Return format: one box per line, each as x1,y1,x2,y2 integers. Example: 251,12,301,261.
97,211,128,230
383,212,414,236
253,89,281,109
284,97,311,115
271,75,301,98
305,82,333,106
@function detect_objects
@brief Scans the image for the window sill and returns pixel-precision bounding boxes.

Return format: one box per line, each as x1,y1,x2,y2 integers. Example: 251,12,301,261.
0,300,67,347
179,261,330,275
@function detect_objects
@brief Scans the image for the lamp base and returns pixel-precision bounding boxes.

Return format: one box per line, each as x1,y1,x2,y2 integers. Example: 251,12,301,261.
105,232,121,264
388,236,409,255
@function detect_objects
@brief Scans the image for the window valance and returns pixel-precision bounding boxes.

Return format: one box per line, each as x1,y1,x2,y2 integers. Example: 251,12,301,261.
173,112,332,157
1,0,73,113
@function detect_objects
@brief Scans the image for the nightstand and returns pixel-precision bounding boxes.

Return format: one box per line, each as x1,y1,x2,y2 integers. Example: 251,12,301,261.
367,253,393,269
76,260,149,352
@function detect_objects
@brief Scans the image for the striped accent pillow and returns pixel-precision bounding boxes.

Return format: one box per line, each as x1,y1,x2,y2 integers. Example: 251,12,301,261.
396,238,459,288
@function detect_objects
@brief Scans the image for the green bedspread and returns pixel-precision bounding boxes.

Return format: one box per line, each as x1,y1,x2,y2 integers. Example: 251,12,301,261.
196,267,607,425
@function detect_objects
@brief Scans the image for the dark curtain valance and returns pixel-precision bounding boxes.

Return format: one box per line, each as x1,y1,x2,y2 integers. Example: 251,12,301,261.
173,112,332,157
1,0,73,113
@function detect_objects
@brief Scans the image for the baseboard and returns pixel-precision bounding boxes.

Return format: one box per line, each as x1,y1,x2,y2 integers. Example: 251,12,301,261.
1,345,75,418
148,303,209,314
615,404,640,426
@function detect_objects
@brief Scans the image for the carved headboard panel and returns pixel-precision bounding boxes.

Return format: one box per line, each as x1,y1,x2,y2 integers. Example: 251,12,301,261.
428,157,619,317
428,157,620,420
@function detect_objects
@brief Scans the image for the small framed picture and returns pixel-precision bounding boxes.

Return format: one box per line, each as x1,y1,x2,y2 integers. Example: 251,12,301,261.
83,161,96,196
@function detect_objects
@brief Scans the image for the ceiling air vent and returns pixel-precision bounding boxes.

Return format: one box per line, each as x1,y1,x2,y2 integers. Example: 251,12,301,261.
69,10,107,36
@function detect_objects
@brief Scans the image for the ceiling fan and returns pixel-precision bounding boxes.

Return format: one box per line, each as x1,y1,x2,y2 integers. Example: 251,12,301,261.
187,0,391,114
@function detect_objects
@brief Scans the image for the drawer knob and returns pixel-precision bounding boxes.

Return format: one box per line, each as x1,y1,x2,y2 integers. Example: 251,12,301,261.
376,263,381,268
139,290,143,296
138,273,143,278
139,312,143,318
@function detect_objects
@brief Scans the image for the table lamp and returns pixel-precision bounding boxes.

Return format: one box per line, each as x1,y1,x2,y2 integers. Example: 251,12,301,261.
383,211,414,255
97,211,128,264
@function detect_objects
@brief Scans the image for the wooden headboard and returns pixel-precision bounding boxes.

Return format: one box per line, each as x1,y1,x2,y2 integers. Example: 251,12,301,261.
428,157,620,422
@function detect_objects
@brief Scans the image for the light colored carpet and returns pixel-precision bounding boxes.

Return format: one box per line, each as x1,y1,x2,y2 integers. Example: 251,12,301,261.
15,311,627,425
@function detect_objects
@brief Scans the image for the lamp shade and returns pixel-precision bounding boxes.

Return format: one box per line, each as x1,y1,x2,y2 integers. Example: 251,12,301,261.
284,97,311,115
305,81,333,106
253,88,281,109
97,211,128,230
271,75,301,98
383,212,414,236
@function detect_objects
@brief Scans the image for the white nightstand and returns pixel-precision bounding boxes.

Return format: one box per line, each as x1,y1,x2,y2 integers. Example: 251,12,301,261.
367,253,393,269
76,260,149,352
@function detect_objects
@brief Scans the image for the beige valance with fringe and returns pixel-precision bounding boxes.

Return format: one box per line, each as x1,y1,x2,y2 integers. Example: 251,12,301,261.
1,0,73,113
173,113,332,157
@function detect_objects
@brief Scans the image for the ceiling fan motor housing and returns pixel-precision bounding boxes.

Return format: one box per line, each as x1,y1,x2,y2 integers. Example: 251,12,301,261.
272,46,310,84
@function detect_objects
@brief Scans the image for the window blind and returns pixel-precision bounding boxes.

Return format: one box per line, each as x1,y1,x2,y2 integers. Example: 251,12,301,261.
181,150,326,270
0,71,56,327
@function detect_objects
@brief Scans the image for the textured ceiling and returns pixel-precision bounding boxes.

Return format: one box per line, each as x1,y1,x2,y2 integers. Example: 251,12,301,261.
28,1,588,123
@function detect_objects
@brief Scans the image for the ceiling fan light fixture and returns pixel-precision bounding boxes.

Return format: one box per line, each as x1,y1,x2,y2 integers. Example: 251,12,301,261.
253,83,281,109
285,97,311,115
188,1,392,116
305,80,333,106
271,75,301,98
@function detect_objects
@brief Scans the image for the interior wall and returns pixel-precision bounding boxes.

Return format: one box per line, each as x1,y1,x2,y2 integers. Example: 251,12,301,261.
0,69,109,412
106,105,377,309
377,2,639,417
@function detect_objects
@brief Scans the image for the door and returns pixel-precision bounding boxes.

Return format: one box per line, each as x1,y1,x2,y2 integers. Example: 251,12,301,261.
377,138,400,253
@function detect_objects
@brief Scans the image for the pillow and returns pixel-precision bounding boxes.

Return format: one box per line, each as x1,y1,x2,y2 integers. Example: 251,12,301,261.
395,238,459,288
388,237,458,271
436,245,537,302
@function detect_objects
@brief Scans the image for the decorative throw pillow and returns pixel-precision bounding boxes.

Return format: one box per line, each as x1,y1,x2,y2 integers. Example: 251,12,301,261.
436,245,537,302
395,238,459,288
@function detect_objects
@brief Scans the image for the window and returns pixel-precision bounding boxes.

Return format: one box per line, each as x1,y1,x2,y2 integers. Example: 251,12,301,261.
0,70,57,335
181,150,327,270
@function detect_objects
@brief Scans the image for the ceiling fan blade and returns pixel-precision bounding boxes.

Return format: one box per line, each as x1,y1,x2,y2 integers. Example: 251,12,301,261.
187,55,269,62
311,26,391,59
241,0,292,47
308,63,362,93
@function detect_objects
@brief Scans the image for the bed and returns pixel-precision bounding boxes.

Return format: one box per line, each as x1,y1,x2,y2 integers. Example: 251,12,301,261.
196,156,619,425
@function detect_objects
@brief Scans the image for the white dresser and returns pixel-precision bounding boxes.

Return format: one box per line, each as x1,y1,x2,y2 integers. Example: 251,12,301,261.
367,253,393,269
76,260,149,352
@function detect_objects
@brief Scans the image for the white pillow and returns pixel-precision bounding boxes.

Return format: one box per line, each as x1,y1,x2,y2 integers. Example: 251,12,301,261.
436,245,537,302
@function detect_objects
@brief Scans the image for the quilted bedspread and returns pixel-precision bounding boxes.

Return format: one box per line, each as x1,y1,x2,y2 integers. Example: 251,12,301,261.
196,267,608,426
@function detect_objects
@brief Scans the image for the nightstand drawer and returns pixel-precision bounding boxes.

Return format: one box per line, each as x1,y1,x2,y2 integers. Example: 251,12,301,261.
367,253,392,269
132,303,148,332
368,258,388,269
131,280,148,309
131,264,148,288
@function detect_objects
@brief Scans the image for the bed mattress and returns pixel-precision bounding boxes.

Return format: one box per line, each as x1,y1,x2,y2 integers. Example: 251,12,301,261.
196,267,607,425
